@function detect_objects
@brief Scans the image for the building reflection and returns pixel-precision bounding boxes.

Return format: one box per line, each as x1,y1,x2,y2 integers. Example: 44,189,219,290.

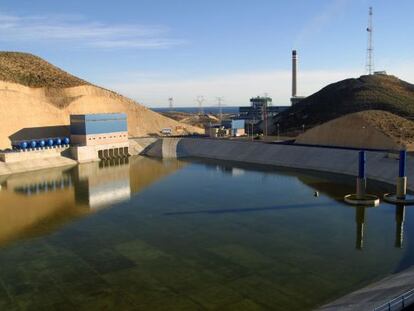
0,156,185,246
214,164,246,177
5,169,73,193
72,158,131,210
14,176,72,196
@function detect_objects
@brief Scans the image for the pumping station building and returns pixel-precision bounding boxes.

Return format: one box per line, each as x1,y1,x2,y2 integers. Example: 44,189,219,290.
0,113,130,164
70,113,129,162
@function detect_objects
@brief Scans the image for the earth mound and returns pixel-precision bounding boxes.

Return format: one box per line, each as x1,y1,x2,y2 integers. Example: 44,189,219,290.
0,52,89,88
295,110,414,150
276,74,414,133
0,52,202,148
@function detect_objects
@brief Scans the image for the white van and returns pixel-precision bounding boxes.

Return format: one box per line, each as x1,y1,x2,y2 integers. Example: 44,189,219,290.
161,128,172,136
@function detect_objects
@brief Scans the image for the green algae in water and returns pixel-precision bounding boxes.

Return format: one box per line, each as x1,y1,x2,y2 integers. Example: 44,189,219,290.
0,156,411,310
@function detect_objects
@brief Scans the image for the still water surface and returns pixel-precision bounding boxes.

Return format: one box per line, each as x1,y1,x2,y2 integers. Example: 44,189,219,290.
0,156,412,310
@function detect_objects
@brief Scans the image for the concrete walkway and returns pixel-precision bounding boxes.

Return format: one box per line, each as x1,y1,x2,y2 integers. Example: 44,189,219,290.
316,266,414,310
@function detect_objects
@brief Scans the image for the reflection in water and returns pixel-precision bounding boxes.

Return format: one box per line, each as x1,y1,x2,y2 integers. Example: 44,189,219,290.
355,206,366,250
73,159,132,210
0,158,411,310
14,176,72,196
0,156,185,246
349,203,408,250
395,205,406,248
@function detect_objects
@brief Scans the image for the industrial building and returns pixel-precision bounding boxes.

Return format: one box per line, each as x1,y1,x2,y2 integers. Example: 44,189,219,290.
205,119,246,138
238,49,306,125
70,113,130,162
231,120,246,137
239,97,287,121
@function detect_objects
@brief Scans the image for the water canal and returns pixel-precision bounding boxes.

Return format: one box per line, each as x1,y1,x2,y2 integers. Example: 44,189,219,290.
0,156,412,310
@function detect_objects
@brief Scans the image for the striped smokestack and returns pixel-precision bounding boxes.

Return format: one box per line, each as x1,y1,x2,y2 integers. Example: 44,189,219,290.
292,50,297,97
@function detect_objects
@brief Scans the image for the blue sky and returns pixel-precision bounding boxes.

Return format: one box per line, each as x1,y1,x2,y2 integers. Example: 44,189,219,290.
0,0,413,107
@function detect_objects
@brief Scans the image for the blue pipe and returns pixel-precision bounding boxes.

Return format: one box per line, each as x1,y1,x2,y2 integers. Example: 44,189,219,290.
399,150,406,177
358,151,366,178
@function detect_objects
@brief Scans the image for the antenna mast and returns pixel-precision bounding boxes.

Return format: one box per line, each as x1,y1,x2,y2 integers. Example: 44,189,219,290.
366,6,374,75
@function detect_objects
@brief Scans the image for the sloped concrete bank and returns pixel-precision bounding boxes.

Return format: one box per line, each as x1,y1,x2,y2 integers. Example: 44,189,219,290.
317,265,414,310
144,137,414,191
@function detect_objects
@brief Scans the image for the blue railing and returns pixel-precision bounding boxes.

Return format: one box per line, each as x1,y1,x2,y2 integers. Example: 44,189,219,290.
374,289,414,311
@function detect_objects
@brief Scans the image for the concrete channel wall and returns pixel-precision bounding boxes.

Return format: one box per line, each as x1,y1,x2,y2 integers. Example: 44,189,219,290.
144,137,414,191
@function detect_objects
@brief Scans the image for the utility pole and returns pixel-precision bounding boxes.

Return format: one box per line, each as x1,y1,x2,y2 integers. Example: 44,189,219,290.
216,97,224,125
277,123,280,141
168,97,174,110
366,6,374,75
263,98,268,138
196,96,205,115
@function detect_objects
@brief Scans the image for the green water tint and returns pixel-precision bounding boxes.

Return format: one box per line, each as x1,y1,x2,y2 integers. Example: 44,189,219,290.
0,156,411,310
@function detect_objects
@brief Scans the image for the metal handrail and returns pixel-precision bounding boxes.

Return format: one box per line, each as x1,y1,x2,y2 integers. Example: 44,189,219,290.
374,288,414,311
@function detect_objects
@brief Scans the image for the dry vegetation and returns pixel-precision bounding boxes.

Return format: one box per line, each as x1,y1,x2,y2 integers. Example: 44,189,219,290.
359,110,414,146
276,74,414,132
0,52,89,88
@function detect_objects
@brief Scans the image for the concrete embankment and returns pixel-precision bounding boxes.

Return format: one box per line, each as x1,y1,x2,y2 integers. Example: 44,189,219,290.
144,137,414,191
0,157,76,176
0,137,156,177
317,266,414,310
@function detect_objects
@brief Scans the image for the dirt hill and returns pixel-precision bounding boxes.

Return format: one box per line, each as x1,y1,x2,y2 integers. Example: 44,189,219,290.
0,52,89,88
161,111,221,128
0,52,203,149
276,74,414,133
295,110,414,150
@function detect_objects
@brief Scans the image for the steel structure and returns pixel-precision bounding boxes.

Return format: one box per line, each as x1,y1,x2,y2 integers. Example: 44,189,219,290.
366,7,374,75
196,96,205,115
